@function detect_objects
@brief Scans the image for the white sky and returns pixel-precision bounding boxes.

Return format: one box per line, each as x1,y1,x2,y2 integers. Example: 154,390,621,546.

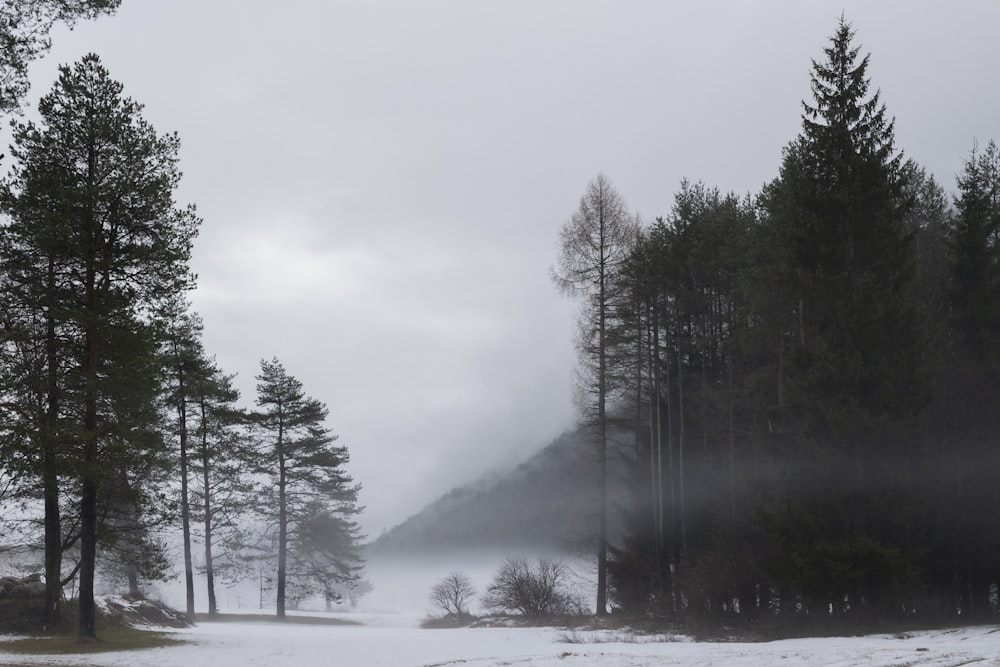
14,1,1000,536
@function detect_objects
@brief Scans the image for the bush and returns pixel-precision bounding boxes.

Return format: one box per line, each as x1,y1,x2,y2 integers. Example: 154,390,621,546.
481,557,583,618
429,571,476,620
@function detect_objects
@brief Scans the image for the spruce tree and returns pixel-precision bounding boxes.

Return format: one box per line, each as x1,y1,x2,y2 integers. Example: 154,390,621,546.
761,17,923,622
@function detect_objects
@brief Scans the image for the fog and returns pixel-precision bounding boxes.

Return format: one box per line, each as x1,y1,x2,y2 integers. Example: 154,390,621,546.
142,548,595,621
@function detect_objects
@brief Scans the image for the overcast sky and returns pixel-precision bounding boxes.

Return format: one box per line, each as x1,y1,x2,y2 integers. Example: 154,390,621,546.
16,1,1000,536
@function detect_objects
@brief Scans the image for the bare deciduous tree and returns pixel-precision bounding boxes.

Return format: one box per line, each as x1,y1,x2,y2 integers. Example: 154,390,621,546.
481,557,582,618
551,173,638,615
429,571,476,620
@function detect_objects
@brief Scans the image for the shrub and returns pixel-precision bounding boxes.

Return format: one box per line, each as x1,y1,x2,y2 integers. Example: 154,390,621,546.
481,557,582,618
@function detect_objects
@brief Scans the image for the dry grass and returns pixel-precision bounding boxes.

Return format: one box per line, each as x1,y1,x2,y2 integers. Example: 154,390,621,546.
0,623,184,655
194,611,359,626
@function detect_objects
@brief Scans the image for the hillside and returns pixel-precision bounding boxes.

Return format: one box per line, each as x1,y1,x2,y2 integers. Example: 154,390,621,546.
369,431,601,556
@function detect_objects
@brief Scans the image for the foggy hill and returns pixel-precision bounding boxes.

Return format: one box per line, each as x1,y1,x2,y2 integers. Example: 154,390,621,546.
369,431,602,556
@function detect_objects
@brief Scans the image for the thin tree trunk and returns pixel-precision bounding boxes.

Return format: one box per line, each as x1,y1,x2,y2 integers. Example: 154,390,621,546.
43,255,62,631
176,354,195,621
728,360,737,520
663,312,677,579
78,249,99,640
595,247,608,617
200,399,217,616
777,326,785,413
78,332,98,640
677,331,687,559
649,303,665,597
276,416,287,618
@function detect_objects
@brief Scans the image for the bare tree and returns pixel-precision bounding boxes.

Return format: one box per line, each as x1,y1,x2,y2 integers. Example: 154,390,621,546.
481,557,581,618
429,571,476,620
551,173,638,615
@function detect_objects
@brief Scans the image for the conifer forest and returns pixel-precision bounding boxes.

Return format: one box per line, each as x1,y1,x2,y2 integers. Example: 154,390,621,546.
554,19,1000,631
0,3,363,639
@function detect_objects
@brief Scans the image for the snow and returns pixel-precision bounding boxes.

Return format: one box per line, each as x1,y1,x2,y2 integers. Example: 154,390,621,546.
2,612,998,667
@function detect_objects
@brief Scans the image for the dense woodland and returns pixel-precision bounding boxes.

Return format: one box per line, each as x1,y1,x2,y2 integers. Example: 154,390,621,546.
0,4,363,639
555,20,1000,630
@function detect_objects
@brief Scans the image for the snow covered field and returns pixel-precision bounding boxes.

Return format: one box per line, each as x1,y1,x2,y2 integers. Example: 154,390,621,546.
2,559,998,666
2,613,999,667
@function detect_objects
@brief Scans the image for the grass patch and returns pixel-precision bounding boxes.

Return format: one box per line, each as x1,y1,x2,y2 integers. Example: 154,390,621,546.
0,623,184,655
194,612,359,626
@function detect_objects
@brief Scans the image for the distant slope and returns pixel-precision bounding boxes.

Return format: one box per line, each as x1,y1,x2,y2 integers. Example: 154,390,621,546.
369,431,600,556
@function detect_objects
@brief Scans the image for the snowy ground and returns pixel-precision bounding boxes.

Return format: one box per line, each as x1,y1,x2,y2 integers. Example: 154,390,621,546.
3,557,998,666
2,611,999,667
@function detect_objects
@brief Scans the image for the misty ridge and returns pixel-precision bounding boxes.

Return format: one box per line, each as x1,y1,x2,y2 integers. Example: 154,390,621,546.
369,431,603,557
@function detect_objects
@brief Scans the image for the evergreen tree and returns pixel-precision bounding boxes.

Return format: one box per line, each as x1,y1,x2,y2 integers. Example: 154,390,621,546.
160,299,205,621
0,0,120,114
251,358,362,618
189,356,250,617
950,140,1000,353
759,17,924,622
941,139,1000,620
0,54,198,638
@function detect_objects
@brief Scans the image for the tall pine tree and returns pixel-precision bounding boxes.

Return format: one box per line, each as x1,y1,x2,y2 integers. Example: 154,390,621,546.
1,54,198,638
251,358,362,617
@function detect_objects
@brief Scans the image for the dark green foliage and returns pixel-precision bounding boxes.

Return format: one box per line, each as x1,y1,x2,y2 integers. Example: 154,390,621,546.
249,358,363,617
0,0,121,114
597,18,1000,633
0,53,197,638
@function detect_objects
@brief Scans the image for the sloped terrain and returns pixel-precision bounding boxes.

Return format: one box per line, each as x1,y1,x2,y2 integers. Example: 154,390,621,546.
369,431,601,556
97,596,190,629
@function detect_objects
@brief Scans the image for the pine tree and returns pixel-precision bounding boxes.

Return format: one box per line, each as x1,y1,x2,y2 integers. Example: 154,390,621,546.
160,299,205,622
1,54,198,638
251,358,362,618
0,1,120,114
189,356,250,617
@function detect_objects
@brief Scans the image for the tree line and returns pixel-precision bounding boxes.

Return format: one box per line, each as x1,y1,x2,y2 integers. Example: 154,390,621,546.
554,18,1000,631
0,41,363,638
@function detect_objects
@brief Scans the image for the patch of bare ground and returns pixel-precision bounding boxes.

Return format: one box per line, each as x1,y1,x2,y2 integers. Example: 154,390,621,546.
194,612,359,626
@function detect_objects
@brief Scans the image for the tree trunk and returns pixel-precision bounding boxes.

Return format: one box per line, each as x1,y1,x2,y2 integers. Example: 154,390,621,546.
649,304,665,597
677,328,687,559
78,269,98,640
596,277,608,616
127,567,141,598
201,402,217,616
43,256,62,631
728,361,737,521
276,418,287,618
78,461,97,640
177,357,195,621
